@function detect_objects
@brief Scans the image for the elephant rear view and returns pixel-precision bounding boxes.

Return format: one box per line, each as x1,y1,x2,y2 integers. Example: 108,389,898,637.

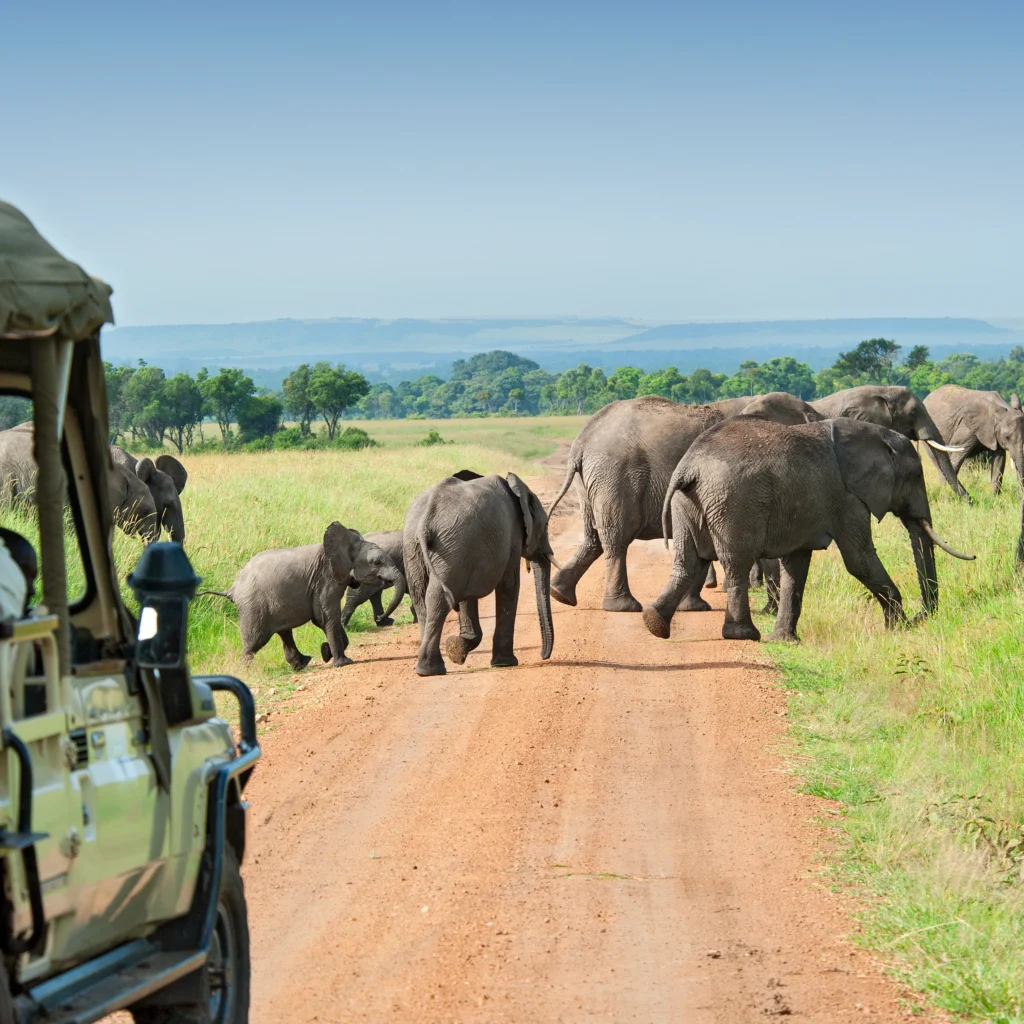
404,471,556,676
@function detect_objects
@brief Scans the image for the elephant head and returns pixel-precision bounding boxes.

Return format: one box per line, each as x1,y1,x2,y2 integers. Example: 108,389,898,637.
136,454,188,544
506,472,557,659
350,531,408,621
831,419,974,616
108,464,159,542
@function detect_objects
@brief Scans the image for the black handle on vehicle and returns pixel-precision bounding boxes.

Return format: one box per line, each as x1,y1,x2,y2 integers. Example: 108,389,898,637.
196,675,259,787
1,728,47,955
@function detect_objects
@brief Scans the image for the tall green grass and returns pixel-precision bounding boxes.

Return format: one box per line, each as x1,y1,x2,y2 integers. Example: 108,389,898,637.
765,461,1024,1021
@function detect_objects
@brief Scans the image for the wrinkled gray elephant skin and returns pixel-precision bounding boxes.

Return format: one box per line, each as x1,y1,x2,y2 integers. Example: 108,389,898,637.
924,384,1024,497
0,422,160,541
547,392,823,612
643,417,974,644
199,523,402,669
404,471,557,676
813,385,969,500
341,529,413,627
111,446,189,543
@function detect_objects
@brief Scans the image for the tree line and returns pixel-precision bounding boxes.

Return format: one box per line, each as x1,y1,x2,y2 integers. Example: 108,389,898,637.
2,339,1016,448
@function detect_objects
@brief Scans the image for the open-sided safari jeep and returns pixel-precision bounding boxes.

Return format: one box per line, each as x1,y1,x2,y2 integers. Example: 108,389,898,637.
0,202,259,1022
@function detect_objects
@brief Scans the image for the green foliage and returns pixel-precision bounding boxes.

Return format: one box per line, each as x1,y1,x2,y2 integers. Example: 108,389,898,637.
236,394,283,443
201,367,255,445
0,396,31,430
308,362,371,440
417,430,453,446
281,364,316,434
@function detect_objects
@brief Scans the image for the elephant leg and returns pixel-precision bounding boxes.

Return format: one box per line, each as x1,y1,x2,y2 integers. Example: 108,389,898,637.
760,558,781,615
239,613,273,662
705,563,718,589
835,536,905,628
643,528,711,638
277,628,311,670
340,584,366,628
990,449,1006,495
721,559,760,641
749,562,764,588
598,526,641,612
550,498,602,607
415,577,451,676
370,588,394,627
319,612,353,668
491,564,522,668
766,551,811,642
446,598,483,665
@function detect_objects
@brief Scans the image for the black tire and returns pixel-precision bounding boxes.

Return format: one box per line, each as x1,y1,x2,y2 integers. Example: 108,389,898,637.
133,850,250,1024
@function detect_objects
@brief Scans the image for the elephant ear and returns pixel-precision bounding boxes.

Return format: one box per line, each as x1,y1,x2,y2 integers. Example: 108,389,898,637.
967,404,1000,450
155,454,188,494
323,521,360,584
136,456,156,484
452,468,483,481
506,472,546,556
831,419,898,522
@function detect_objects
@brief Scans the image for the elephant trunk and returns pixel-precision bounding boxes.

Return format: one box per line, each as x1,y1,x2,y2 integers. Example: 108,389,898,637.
904,518,938,616
532,557,554,660
380,567,407,620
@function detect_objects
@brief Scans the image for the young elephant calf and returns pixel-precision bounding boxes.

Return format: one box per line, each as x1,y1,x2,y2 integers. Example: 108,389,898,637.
643,417,974,643
341,529,414,627
202,522,402,668
404,471,557,676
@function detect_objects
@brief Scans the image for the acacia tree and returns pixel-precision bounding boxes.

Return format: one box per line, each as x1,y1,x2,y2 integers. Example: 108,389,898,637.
282,364,317,433
201,367,254,445
308,363,370,440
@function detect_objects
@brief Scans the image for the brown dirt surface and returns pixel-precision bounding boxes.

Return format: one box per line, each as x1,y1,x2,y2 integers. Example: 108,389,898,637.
110,451,932,1023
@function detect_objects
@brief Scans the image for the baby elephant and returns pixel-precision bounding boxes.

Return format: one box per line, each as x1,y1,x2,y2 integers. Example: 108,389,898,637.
202,522,402,669
341,529,414,628
404,470,557,676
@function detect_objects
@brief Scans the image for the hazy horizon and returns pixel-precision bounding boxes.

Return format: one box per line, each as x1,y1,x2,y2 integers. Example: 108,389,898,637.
4,1,1022,326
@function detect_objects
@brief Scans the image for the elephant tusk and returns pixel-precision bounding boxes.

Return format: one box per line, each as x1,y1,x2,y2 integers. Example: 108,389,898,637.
921,520,975,560
546,551,563,570
925,438,968,453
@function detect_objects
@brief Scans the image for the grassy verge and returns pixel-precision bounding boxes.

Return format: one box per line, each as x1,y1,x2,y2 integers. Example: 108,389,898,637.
762,462,1024,1021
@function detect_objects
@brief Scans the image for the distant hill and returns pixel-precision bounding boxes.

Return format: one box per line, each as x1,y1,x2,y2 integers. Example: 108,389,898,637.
102,316,1024,386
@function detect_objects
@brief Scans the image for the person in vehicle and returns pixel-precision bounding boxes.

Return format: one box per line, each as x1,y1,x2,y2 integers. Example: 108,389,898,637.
0,527,36,618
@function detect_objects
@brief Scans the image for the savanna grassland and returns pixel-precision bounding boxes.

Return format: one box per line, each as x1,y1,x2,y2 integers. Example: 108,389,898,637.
763,459,1024,1022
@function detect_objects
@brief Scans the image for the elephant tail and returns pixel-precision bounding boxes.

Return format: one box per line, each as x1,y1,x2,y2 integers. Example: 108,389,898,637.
661,461,697,549
416,527,457,610
547,445,583,517
196,588,234,602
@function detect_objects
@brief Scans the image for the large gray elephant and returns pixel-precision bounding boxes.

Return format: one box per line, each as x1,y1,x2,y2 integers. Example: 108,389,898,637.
548,391,823,611
923,385,1024,496
812,385,969,499
0,422,159,540
340,529,412,627
643,417,973,643
404,470,556,676
110,446,188,543
199,522,402,669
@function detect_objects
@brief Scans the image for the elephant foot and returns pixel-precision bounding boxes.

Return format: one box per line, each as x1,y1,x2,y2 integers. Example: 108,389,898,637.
287,653,312,671
415,658,447,677
704,567,718,589
330,654,354,668
445,635,472,665
722,620,761,642
375,616,395,627
321,642,333,664
642,606,671,639
490,653,519,668
550,581,577,607
759,601,779,616
765,629,800,644
602,594,642,613
678,595,712,612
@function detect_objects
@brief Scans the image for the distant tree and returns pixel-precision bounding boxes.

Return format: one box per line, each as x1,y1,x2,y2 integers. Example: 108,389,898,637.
104,362,137,442
122,362,170,444
508,388,524,414
0,397,31,431
202,367,255,445
604,366,643,402
308,363,371,440
832,338,902,385
905,345,930,370
163,373,206,453
282,364,317,433
237,394,284,442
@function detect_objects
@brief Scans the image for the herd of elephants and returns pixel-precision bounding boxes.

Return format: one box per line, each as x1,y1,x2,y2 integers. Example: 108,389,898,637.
1,381,1021,673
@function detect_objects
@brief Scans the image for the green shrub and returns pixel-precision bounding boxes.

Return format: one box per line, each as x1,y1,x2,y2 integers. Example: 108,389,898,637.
417,430,453,447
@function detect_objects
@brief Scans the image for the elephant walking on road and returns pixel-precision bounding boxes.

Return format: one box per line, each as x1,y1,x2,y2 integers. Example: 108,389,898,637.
547,392,823,613
404,470,556,676
923,385,1024,496
341,529,413,627
643,417,974,644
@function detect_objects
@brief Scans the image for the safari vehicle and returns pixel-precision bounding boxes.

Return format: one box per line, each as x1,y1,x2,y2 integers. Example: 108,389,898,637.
0,202,259,1022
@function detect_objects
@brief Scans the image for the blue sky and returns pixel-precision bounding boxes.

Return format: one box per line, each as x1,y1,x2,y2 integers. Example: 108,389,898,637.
3,1,1021,325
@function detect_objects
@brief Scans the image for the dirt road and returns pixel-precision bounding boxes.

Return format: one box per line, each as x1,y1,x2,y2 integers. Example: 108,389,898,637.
230,461,922,1024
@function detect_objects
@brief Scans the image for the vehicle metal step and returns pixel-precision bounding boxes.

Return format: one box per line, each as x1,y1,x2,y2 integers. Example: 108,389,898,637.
15,943,206,1024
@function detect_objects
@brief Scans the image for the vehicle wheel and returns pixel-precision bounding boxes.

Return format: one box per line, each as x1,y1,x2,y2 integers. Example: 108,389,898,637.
133,850,250,1024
